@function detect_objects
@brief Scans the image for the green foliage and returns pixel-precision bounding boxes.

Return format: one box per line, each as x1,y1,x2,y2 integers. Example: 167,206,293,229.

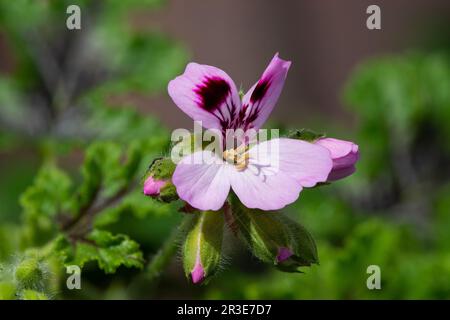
20,164,72,245
0,0,186,300
0,281,16,300
1,0,449,299
344,53,450,180
0,0,184,150
20,289,48,300
1,136,174,298
56,230,144,274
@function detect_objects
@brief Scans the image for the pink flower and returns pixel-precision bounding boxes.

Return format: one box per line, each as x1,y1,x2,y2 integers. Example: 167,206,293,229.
168,53,333,211
143,176,167,197
315,138,359,181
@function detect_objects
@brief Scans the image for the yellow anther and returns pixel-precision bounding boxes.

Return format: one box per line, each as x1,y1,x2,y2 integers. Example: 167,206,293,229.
223,145,249,171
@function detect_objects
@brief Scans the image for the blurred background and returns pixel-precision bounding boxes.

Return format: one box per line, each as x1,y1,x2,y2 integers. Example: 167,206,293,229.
0,0,449,299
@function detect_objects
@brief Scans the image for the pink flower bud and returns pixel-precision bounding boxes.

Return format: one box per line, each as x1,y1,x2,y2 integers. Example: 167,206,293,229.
143,176,167,197
190,259,205,284
315,138,359,181
276,247,293,263
183,211,224,285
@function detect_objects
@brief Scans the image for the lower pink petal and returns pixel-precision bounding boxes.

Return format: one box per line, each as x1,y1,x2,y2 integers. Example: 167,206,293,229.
230,166,303,210
172,151,231,211
230,138,332,210
251,138,333,187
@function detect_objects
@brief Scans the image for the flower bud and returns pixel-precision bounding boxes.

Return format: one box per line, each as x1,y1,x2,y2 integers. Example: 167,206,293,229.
230,197,318,272
143,157,178,202
315,138,359,181
143,176,167,196
14,258,43,289
276,247,293,262
182,211,224,284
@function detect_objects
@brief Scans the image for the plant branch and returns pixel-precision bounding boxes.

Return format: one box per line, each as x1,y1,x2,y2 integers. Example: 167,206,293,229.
62,182,136,239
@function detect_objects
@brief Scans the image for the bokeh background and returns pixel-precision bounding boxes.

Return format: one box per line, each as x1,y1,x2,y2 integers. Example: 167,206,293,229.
0,0,449,299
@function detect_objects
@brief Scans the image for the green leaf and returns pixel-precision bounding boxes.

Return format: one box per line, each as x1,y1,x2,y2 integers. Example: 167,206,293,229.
84,99,170,147
93,189,176,228
20,164,72,245
57,230,144,274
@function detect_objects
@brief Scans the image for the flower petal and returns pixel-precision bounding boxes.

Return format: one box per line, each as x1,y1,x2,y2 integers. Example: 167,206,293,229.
229,166,303,210
168,63,241,130
315,138,359,169
143,176,167,197
327,165,356,181
249,138,333,187
240,53,291,130
230,138,331,210
172,151,231,211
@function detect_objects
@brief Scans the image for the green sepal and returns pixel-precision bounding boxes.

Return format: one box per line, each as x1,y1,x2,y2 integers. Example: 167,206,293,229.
182,211,224,284
229,195,319,272
159,182,178,203
146,157,176,180
143,157,179,202
287,129,325,142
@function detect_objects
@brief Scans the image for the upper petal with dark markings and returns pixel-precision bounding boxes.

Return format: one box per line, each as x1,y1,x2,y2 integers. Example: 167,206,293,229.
240,53,291,130
168,63,241,130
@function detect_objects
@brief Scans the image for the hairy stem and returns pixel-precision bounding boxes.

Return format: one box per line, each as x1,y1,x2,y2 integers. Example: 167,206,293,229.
145,215,193,281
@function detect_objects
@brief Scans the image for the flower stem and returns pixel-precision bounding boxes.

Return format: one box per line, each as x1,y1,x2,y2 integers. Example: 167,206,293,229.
145,215,193,281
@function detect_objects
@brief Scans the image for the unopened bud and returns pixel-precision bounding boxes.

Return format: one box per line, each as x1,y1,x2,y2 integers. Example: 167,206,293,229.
143,176,167,196
276,247,294,263
315,138,359,181
143,157,178,202
230,197,318,272
287,130,359,182
182,211,224,284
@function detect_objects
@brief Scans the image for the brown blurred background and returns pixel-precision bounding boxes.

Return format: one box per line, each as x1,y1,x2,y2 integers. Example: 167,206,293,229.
131,0,450,130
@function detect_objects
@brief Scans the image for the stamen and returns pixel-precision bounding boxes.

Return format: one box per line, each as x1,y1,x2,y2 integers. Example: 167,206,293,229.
223,145,249,171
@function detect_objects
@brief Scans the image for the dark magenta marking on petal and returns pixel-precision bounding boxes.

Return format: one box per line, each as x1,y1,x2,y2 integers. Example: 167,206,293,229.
250,77,271,103
194,76,230,112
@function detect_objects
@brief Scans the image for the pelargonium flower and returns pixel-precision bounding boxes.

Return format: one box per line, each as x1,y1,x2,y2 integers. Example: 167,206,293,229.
168,53,334,211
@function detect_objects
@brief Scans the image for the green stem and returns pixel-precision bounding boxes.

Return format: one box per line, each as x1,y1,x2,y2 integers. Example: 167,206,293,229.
145,215,193,281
